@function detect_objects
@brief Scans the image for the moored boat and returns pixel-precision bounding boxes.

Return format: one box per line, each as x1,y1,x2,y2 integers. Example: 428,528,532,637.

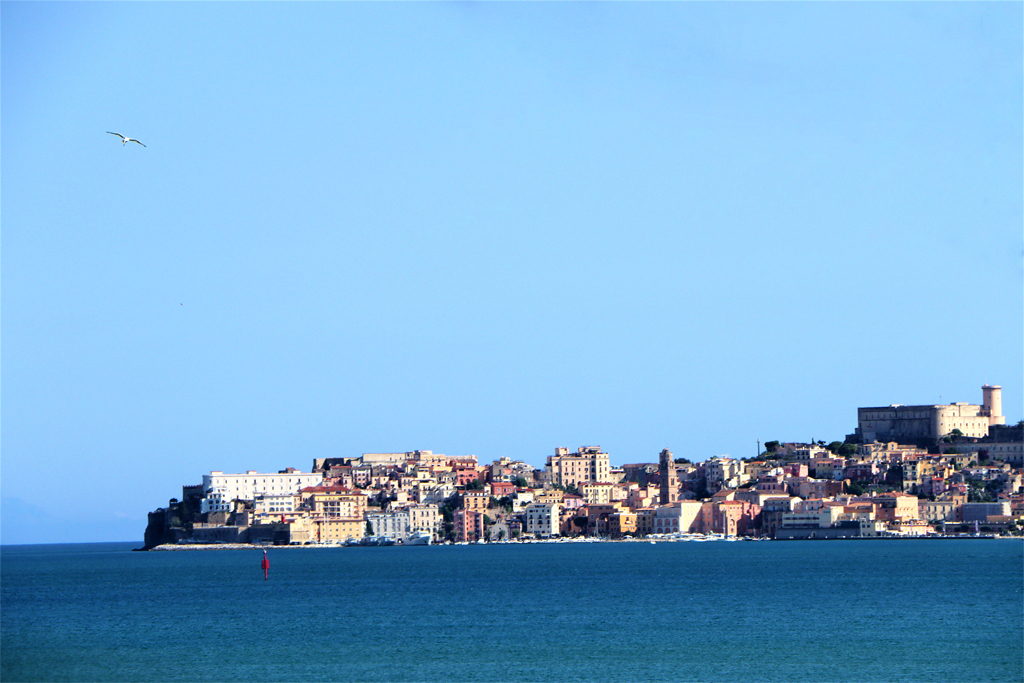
405,531,432,546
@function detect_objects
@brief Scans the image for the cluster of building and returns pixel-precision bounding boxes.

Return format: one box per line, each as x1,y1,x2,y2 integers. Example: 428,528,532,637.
145,385,1024,547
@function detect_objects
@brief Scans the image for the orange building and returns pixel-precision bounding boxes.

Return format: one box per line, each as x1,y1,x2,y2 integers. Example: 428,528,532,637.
462,489,490,512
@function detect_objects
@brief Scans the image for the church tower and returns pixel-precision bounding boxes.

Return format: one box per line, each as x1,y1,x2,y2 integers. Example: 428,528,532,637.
659,449,679,505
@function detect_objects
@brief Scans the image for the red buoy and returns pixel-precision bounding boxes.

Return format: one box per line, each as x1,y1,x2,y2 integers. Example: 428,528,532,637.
261,550,269,580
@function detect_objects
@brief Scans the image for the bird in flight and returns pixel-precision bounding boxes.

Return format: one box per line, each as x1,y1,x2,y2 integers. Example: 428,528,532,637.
107,132,146,147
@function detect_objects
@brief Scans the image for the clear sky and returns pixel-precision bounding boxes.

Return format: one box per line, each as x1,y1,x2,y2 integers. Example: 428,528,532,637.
3,2,1021,544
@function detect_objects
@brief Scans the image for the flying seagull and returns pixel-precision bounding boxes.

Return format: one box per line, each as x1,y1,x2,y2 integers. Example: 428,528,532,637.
107,132,146,147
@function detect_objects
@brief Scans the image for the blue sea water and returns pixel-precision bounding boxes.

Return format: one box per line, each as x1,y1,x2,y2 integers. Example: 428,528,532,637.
2,539,1022,683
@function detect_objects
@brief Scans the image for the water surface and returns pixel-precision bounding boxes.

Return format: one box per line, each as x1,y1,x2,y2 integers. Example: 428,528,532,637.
2,540,1021,682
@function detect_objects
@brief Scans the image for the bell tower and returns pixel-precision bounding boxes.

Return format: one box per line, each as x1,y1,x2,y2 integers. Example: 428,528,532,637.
659,449,679,505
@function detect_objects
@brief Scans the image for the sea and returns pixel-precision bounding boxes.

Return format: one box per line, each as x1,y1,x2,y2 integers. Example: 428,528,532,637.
2,539,1021,683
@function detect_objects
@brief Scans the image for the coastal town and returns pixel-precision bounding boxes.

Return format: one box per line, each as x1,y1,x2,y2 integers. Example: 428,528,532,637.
143,385,1024,548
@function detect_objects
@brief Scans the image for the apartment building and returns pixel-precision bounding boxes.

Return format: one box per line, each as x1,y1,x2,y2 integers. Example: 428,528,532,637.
546,446,611,488
299,486,368,518
366,509,411,540
405,503,442,539
653,501,703,535
253,494,298,515
315,518,364,543
609,512,638,538
462,489,490,512
704,457,746,493
454,509,485,542
524,502,560,537
580,482,615,505
202,469,324,513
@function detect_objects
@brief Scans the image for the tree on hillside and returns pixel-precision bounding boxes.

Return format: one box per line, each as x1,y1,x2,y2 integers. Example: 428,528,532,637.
572,516,588,535
764,441,781,454
966,479,996,503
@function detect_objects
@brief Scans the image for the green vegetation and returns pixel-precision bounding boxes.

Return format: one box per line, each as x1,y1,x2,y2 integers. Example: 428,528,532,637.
826,441,857,456
844,480,865,496
965,478,1002,503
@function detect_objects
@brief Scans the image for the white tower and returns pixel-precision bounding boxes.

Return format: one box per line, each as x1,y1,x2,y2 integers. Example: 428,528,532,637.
982,385,1005,426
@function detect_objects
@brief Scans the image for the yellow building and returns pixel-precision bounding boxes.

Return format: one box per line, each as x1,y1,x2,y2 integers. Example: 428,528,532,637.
635,508,656,537
535,488,565,505
580,482,614,505
300,486,368,519
462,489,490,512
315,518,364,543
872,492,920,524
609,512,638,538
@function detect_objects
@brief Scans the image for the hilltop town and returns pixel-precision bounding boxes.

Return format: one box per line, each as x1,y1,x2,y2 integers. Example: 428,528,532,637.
143,385,1024,548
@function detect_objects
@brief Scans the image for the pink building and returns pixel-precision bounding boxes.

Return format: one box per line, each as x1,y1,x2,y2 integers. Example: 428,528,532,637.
454,509,485,542
563,494,584,510
785,464,809,478
491,481,515,498
454,464,484,486
705,500,761,535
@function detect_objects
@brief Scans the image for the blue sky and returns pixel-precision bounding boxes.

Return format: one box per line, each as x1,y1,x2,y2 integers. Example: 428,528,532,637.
3,2,1021,544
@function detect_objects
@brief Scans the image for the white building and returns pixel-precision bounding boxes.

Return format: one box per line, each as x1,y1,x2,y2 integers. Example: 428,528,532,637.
705,457,746,493
202,469,323,513
781,506,842,529
855,385,1006,443
523,502,560,537
253,494,298,515
511,489,535,513
653,501,703,535
404,503,442,539
416,482,455,506
367,509,411,540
